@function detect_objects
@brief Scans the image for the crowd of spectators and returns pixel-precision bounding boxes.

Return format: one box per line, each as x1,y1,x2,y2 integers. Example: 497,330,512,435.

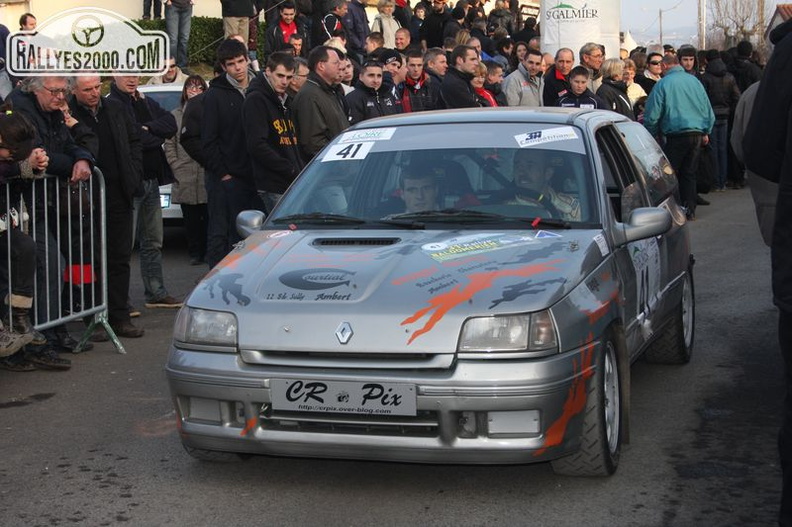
0,1,770,372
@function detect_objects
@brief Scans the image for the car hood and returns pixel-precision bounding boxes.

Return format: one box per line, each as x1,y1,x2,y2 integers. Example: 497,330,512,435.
189,228,606,352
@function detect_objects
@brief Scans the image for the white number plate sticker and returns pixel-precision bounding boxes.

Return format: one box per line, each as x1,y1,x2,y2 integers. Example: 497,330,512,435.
271,379,417,416
321,141,375,162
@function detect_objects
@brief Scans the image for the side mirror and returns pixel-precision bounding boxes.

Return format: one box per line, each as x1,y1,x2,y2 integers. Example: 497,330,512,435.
236,210,266,239
613,207,672,245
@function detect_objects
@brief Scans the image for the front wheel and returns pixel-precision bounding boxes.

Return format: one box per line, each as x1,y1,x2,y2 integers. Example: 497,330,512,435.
644,270,695,364
551,331,622,476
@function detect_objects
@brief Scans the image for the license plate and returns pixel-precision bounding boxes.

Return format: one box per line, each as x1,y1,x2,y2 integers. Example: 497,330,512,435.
160,193,171,209
271,379,417,416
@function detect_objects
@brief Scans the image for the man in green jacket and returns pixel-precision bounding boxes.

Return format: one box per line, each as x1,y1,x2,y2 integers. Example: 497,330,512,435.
644,54,715,220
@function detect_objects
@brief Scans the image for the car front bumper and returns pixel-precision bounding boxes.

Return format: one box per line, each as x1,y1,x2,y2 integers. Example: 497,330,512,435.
165,341,603,464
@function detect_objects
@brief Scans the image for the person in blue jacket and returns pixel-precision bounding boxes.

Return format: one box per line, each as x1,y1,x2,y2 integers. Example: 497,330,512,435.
643,53,715,221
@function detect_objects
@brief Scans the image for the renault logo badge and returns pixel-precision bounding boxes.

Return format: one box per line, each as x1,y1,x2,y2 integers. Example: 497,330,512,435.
335,322,353,344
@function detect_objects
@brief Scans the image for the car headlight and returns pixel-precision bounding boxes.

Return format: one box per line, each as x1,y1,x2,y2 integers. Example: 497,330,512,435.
458,311,558,354
173,307,238,349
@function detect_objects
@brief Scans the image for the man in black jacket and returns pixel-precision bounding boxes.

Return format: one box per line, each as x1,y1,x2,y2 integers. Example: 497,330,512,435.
291,45,350,162
541,47,574,106
743,18,792,526
107,74,180,309
202,38,264,268
402,48,441,112
441,45,479,109
243,52,304,213
70,76,144,339
420,0,452,50
346,59,401,124
700,49,741,192
733,40,762,93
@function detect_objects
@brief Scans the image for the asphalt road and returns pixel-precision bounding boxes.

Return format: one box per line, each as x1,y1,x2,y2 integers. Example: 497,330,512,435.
0,186,783,527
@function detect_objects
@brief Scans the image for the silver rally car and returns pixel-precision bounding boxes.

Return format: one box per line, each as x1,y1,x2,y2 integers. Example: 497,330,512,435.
166,108,694,476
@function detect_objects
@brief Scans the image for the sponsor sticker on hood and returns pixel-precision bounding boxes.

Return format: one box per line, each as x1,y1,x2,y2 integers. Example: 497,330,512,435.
421,233,537,262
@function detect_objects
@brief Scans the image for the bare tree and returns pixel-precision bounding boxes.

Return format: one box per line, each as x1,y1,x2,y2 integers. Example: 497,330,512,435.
708,0,773,48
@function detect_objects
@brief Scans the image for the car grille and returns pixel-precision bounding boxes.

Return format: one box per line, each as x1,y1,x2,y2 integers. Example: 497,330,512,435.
260,406,439,437
240,349,455,369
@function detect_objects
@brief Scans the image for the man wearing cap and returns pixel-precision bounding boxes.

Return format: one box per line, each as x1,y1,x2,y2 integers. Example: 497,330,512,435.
380,49,407,104
441,44,479,108
677,45,699,77
444,6,465,41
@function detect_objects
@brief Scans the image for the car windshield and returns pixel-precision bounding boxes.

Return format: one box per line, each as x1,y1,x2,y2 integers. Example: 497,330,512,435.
140,89,181,112
269,122,599,229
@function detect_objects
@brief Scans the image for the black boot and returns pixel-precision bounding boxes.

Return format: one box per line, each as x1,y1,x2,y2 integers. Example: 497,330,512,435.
10,308,47,345
53,324,93,352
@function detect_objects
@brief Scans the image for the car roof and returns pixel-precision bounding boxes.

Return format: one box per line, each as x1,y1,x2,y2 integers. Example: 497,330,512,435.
351,107,627,130
138,84,185,92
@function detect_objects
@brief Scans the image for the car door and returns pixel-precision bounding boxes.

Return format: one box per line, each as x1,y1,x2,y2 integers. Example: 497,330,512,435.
595,124,662,359
615,121,689,328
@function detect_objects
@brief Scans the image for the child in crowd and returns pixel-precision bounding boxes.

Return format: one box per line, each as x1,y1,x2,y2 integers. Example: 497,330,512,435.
557,66,607,110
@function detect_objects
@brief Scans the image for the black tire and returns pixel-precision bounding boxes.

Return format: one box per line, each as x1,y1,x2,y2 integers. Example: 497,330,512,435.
551,331,622,476
183,445,248,462
644,270,695,365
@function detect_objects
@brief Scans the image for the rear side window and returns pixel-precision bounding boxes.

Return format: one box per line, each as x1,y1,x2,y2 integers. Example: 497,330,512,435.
616,122,677,206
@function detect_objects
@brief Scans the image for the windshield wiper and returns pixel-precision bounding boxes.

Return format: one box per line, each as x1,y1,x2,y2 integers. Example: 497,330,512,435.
385,209,506,222
373,219,426,229
272,212,367,225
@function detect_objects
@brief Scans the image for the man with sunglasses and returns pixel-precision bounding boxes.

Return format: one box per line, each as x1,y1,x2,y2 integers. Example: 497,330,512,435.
146,57,189,85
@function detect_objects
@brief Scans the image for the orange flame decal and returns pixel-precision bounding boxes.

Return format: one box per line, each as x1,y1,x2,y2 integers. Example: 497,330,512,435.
401,260,563,344
534,338,596,456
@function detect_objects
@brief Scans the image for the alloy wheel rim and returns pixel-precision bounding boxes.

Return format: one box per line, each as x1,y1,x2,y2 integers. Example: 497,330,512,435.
682,274,694,349
603,342,620,454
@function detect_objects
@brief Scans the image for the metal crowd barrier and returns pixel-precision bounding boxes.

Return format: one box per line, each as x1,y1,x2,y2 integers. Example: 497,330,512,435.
2,168,125,354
